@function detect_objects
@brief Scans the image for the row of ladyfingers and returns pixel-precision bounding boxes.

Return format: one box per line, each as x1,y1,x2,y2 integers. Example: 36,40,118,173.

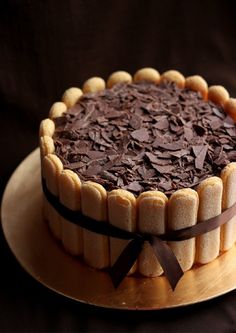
41,150,236,277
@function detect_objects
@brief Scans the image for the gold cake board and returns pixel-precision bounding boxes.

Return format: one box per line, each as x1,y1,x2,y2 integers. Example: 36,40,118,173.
1,149,236,310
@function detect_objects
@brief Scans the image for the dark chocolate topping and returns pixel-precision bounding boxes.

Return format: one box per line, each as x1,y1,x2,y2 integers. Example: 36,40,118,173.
53,81,236,195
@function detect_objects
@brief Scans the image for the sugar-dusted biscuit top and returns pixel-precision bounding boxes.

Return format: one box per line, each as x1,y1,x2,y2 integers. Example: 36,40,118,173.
62,87,83,108
107,71,132,88
133,67,160,83
160,70,185,88
208,85,229,107
49,102,67,119
83,77,106,93
225,98,236,121
185,75,208,99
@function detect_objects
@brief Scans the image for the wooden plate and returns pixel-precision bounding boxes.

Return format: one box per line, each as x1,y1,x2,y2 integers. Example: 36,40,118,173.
1,149,236,310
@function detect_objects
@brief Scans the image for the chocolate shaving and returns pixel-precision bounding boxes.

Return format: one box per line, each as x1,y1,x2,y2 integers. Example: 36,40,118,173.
184,127,194,141
145,152,159,163
193,124,206,136
209,117,222,130
130,114,142,129
193,145,208,170
100,170,118,182
157,142,184,151
130,128,149,142
154,117,169,130
170,149,189,158
152,164,175,174
53,81,236,196
87,150,106,159
125,181,143,192
85,164,102,176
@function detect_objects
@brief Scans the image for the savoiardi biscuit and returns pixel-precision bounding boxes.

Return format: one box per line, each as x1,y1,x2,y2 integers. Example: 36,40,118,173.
160,70,185,88
62,87,83,108
208,85,229,107
185,75,208,100
39,118,55,137
133,67,160,83
81,181,109,269
40,135,55,161
196,177,223,264
225,98,236,121
137,191,167,277
220,163,236,251
59,169,83,256
43,154,63,239
49,102,67,119
83,77,106,94
108,189,136,274
168,188,199,271
107,70,132,88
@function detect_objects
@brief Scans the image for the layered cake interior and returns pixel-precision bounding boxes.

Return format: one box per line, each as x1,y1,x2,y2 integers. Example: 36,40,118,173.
40,69,236,287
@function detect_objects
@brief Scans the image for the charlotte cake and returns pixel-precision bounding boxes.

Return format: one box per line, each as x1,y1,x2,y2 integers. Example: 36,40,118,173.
39,68,236,282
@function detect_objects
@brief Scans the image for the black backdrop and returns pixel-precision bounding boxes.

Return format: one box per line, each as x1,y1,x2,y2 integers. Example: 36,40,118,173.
1,1,236,332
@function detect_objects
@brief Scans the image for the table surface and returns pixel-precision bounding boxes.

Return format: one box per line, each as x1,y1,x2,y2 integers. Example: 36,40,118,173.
1,1,236,331
1,232,236,332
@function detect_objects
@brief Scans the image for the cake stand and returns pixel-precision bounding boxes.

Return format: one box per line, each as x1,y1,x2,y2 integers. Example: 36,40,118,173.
1,149,236,310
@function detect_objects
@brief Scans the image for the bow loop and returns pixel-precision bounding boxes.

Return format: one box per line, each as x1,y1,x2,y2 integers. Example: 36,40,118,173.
110,237,145,288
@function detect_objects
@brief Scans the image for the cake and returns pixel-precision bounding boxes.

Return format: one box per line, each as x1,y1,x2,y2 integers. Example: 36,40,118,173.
39,68,236,289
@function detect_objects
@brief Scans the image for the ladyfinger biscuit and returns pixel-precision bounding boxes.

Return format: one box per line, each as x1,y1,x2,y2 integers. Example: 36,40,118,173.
225,98,236,122
160,70,185,88
83,77,106,93
196,177,223,264
59,170,83,256
137,191,168,277
39,136,55,165
107,71,132,88
208,85,229,107
39,118,55,137
108,189,136,274
42,154,63,195
168,188,199,271
40,136,55,179
220,163,236,251
81,181,109,268
185,75,208,100
42,154,63,240
133,68,160,83
62,87,83,108
49,102,67,119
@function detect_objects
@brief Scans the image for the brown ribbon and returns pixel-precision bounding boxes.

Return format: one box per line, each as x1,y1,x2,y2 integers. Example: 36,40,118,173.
42,178,236,290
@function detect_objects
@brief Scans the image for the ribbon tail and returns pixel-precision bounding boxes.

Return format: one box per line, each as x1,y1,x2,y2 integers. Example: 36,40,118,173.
149,236,184,290
109,237,144,288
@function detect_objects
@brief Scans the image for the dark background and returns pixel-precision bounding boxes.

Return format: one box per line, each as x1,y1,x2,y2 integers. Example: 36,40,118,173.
1,1,236,332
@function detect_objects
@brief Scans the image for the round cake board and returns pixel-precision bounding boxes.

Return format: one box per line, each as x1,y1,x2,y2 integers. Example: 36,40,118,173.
1,149,236,310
